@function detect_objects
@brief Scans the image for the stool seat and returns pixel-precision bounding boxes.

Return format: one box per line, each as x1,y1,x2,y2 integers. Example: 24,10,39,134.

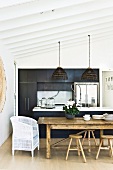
66,134,86,163
101,135,113,139
96,135,113,160
69,135,82,139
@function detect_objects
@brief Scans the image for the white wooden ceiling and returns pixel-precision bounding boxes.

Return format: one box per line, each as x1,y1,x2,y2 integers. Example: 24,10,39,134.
0,0,113,60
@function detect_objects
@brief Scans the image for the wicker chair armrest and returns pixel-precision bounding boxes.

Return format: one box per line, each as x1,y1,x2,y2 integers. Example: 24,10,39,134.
18,116,38,127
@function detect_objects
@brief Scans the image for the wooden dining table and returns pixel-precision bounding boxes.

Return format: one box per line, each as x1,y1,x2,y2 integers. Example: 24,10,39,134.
38,117,113,158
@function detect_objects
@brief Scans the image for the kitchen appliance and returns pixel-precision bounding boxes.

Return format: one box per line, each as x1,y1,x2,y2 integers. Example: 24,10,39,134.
46,97,55,109
74,82,99,107
41,97,47,108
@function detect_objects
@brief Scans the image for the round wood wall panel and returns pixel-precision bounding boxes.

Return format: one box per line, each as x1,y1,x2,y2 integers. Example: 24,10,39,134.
0,57,6,112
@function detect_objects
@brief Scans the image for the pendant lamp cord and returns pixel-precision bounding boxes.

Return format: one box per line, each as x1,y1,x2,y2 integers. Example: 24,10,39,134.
88,35,90,68
58,41,60,67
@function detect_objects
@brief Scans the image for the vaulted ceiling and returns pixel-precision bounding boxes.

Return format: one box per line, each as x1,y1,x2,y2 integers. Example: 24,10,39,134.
0,0,113,61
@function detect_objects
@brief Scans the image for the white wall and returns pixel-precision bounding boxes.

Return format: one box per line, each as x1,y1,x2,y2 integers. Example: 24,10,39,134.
0,42,14,146
102,70,113,107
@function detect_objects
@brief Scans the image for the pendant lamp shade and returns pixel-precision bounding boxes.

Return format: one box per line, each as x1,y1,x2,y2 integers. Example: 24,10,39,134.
81,35,97,81
52,41,68,80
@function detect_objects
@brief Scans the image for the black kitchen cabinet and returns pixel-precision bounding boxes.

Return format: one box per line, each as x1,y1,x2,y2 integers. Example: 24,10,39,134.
37,69,48,82
19,68,99,83
37,69,75,82
18,68,99,118
37,82,73,91
19,69,37,82
18,82,37,117
64,69,75,82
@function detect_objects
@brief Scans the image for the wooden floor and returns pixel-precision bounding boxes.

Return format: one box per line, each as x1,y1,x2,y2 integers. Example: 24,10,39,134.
0,136,113,170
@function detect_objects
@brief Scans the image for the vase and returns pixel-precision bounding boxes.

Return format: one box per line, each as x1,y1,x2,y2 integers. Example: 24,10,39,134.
65,113,75,119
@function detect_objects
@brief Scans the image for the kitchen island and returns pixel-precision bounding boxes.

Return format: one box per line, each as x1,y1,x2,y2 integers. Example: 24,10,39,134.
33,106,113,118
33,106,113,112
33,106,113,138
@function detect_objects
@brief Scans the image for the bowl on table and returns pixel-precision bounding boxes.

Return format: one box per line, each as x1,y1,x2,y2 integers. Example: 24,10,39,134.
103,114,113,121
83,115,91,121
92,115,104,119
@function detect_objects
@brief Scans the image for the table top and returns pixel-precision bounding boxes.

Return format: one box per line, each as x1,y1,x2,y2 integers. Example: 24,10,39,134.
38,117,113,125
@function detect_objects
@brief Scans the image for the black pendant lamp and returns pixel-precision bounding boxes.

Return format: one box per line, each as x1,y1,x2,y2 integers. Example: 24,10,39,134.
52,41,68,80
81,35,97,81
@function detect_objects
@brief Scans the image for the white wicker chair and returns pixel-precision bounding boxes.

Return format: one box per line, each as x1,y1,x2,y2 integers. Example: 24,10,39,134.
10,116,39,157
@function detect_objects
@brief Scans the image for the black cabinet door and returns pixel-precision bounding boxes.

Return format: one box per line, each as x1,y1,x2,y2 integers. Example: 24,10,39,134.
18,69,37,82
27,83,37,114
18,83,28,115
37,69,47,82
27,70,37,82
18,69,27,82
18,82,37,117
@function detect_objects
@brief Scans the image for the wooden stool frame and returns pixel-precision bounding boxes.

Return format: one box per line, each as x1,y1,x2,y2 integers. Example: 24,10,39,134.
82,130,97,152
96,135,113,159
66,135,86,163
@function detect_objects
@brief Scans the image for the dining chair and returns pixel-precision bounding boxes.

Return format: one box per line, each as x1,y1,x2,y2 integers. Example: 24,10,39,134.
10,116,39,157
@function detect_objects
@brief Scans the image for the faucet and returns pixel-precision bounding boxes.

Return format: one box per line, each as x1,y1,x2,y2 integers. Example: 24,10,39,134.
71,84,82,107
77,84,82,107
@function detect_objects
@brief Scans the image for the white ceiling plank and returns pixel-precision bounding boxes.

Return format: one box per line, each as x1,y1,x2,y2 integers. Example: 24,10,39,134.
4,29,113,53
0,0,37,8
1,8,113,39
13,34,113,59
0,0,113,59
1,1,113,31
9,28,113,53
10,30,113,54
0,0,93,21
2,20,113,45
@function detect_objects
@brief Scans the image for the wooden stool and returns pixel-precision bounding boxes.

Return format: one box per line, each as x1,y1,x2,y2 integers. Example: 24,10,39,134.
66,134,86,163
96,135,113,159
82,130,97,152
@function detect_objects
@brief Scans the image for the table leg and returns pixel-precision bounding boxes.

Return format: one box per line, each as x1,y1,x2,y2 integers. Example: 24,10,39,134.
100,129,103,136
100,129,103,145
46,124,51,158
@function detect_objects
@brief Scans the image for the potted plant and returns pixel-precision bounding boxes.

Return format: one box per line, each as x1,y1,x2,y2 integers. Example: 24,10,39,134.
63,100,79,119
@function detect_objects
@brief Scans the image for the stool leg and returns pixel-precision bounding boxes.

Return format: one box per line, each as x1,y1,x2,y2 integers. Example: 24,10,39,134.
76,139,80,156
91,131,98,146
96,139,103,159
78,139,86,163
82,131,87,145
66,138,72,160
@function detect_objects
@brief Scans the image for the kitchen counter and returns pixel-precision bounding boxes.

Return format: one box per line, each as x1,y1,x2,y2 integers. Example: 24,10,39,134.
32,106,113,112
